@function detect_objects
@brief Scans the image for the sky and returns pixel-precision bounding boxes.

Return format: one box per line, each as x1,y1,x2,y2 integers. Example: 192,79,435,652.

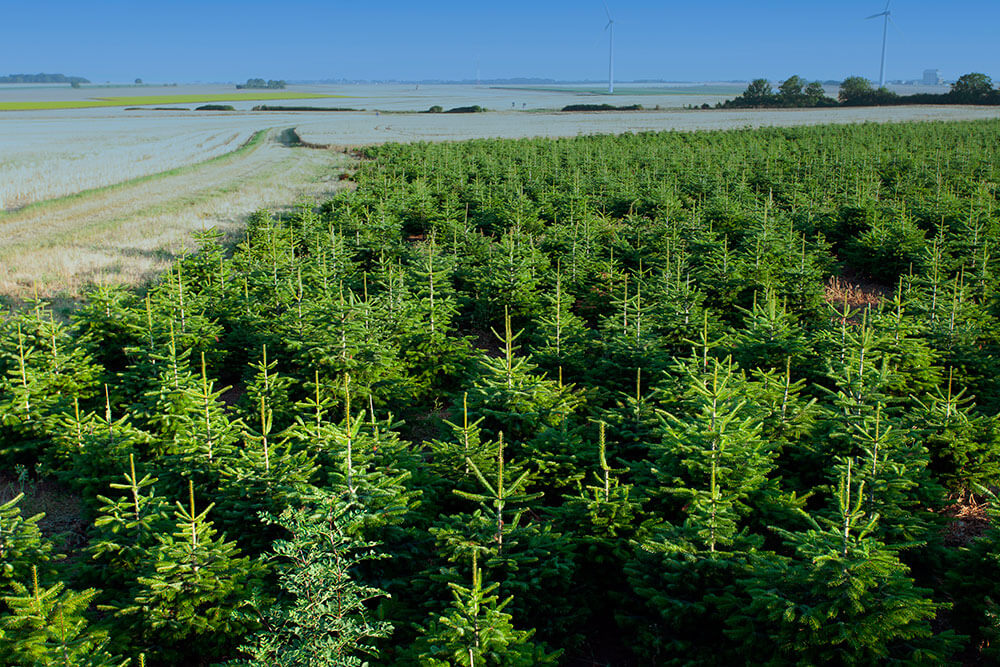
2,1,998,84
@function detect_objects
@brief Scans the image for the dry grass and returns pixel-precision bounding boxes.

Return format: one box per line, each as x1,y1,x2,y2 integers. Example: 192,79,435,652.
0,130,350,297
824,274,891,309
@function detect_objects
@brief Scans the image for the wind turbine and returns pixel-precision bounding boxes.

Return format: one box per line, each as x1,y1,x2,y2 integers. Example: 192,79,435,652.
604,3,615,94
866,0,892,88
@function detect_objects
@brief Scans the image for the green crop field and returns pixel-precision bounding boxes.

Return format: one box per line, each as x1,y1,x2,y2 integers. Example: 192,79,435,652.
0,91,347,111
4,120,1000,665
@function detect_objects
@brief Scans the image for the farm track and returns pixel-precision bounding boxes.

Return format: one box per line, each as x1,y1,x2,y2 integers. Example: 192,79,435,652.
0,128,350,298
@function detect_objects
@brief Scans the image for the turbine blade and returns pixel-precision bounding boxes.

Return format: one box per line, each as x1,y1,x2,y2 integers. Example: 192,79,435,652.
866,12,887,19
603,1,612,22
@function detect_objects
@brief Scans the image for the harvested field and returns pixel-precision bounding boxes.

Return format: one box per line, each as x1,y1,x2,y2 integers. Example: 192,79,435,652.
0,128,348,296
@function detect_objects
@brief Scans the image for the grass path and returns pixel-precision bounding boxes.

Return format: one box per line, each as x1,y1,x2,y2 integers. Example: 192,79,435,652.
0,128,349,298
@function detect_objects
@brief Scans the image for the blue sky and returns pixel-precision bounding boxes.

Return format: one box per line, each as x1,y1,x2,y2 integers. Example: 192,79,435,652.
3,1,998,83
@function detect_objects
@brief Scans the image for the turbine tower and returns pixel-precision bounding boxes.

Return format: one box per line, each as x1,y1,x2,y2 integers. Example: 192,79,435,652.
867,0,892,88
604,3,615,94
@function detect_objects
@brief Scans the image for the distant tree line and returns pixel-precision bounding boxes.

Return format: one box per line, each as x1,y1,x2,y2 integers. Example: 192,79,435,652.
424,104,486,113
561,103,644,112
720,72,1000,109
236,78,286,89
0,73,89,84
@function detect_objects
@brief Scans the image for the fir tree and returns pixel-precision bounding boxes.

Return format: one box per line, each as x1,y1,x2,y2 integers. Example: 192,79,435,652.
0,493,55,594
405,556,561,666
87,454,172,591
119,482,264,661
725,461,955,663
2,566,128,667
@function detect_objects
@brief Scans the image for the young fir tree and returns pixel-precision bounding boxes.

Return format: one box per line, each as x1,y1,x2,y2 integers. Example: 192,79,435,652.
725,461,956,663
46,389,153,502
729,289,813,372
747,359,818,453
216,394,318,550
235,491,392,666
594,367,661,466
312,375,420,540
0,308,98,463
592,270,671,396
558,422,639,549
404,556,561,666
239,344,295,432
646,356,777,548
72,284,143,377
1,566,128,667
465,307,581,451
0,493,56,595
429,431,577,644
838,405,941,545
87,454,172,592
907,368,1000,494
549,422,640,656
468,228,549,326
643,248,720,357
133,322,203,459
803,304,896,486
422,392,501,514
871,284,943,398
398,235,475,401
621,356,778,664
161,352,243,492
119,482,264,662
529,261,591,380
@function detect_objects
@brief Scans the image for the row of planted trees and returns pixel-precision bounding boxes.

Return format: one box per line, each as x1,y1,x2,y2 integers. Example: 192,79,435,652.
3,120,1000,664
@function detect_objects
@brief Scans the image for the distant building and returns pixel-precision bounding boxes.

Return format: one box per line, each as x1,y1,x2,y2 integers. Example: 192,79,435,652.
923,69,942,85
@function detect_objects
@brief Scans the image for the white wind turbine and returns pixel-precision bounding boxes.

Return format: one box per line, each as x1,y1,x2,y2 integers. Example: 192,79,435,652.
866,0,893,88
604,3,615,94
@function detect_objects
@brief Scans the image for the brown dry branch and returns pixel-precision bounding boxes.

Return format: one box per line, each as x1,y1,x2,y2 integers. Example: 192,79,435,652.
824,274,890,309
939,494,991,547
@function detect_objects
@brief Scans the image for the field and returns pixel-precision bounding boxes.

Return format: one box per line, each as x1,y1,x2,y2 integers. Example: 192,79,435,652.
2,82,997,299
0,122,258,209
0,128,348,297
0,92,343,111
3,120,1000,664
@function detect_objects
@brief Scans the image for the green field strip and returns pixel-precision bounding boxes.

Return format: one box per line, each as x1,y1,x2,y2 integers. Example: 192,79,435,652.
0,92,349,111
